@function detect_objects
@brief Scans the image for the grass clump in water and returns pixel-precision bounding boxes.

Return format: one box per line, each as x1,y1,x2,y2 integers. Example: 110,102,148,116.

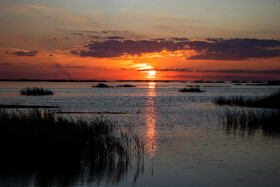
92,83,110,88
117,84,136,87
0,110,144,173
222,109,280,136
179,87,204,92
214,90,280,109
20,87,53,96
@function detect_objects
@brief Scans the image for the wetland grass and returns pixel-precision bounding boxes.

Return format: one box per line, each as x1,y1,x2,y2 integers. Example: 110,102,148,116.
214,90,280,109
92,83,136,88
179,87,204,92
116,84,136,87
0,110,144,174
20,87,53,96
92,83,110,88
223,109,280,136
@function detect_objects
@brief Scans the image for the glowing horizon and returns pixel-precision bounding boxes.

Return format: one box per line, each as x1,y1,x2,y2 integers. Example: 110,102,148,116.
0,1,280,80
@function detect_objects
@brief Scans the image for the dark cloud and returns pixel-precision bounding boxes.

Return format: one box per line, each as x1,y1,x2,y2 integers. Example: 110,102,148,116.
205,38,224,42
71,38,280,60
163,74,270,81
101,30,126,34
105,36,124,40
203,69,280,74
65,66,85,69
171,37,189,41
71,33,84,36
71,40,181,58
138,68,193,72
13,51,38,57
43,37,57,40
152,38,166,41
70,50,80,55
87,35,101,39
157,68,193,72
84,30,99,34
188,38,280,60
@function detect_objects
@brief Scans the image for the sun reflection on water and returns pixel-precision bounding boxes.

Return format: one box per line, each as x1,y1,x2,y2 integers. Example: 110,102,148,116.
145,82,157,157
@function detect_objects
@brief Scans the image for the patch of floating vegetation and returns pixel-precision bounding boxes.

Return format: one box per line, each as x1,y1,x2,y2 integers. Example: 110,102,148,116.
222,109,280,136
92,83,136,88
116,84,136,87
0,110,144,183
20,87,53,96
92,83,111,88
214,90,280,109
179,87,204,92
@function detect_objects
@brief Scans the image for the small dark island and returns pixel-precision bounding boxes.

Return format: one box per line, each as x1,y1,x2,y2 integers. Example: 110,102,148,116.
179,87,204,92
116,84,136,87
92,83,111,88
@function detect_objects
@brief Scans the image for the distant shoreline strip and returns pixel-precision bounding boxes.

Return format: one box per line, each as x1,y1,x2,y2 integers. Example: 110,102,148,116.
57,112,128,115
0,104,60,109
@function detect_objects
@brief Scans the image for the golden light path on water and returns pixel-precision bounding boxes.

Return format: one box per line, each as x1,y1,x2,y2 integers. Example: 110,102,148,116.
145,82,157,157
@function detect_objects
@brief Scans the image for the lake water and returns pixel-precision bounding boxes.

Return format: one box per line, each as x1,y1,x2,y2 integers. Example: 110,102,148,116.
0,81,280,186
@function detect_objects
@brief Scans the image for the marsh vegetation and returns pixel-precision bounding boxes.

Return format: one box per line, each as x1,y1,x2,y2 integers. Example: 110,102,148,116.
93,83,136,88
116,84,136,87
222,109,280,136
92,83,111,88
0,110,144,183
20,87,53,96
214,90,280,109
179,87,204,92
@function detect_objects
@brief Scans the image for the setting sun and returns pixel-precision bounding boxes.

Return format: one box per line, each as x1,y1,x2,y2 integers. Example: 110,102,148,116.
149,70,156,76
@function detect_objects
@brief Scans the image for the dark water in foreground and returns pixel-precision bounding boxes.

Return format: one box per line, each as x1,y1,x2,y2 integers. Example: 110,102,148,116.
0,81,280,186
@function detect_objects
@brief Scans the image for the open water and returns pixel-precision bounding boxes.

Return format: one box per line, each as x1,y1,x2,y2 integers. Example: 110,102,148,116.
0,81,279,186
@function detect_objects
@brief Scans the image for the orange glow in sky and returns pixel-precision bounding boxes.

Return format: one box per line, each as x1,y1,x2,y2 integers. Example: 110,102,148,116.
0,1,280,80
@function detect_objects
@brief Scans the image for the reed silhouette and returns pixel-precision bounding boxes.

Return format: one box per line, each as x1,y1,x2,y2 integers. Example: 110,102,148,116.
214,90,280,108
222,109,280,136
92,83,110,88
116,84,136,87
0,110,144,185
179,87,204,92
20,87,53,96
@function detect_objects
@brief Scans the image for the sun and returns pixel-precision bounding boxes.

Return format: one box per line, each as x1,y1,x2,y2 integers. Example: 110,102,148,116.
149,70,156,76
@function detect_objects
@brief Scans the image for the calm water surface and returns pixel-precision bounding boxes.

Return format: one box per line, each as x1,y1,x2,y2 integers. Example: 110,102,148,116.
0,81,280,186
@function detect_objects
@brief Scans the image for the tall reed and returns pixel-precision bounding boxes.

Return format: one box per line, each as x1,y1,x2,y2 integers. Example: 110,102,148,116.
222,109,280,136
0,110,144,177
179,87,204,92
214,90,280,108
20,87,53,96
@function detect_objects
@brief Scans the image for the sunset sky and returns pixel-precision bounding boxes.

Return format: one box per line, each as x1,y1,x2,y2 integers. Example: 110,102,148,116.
1,0,280,80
